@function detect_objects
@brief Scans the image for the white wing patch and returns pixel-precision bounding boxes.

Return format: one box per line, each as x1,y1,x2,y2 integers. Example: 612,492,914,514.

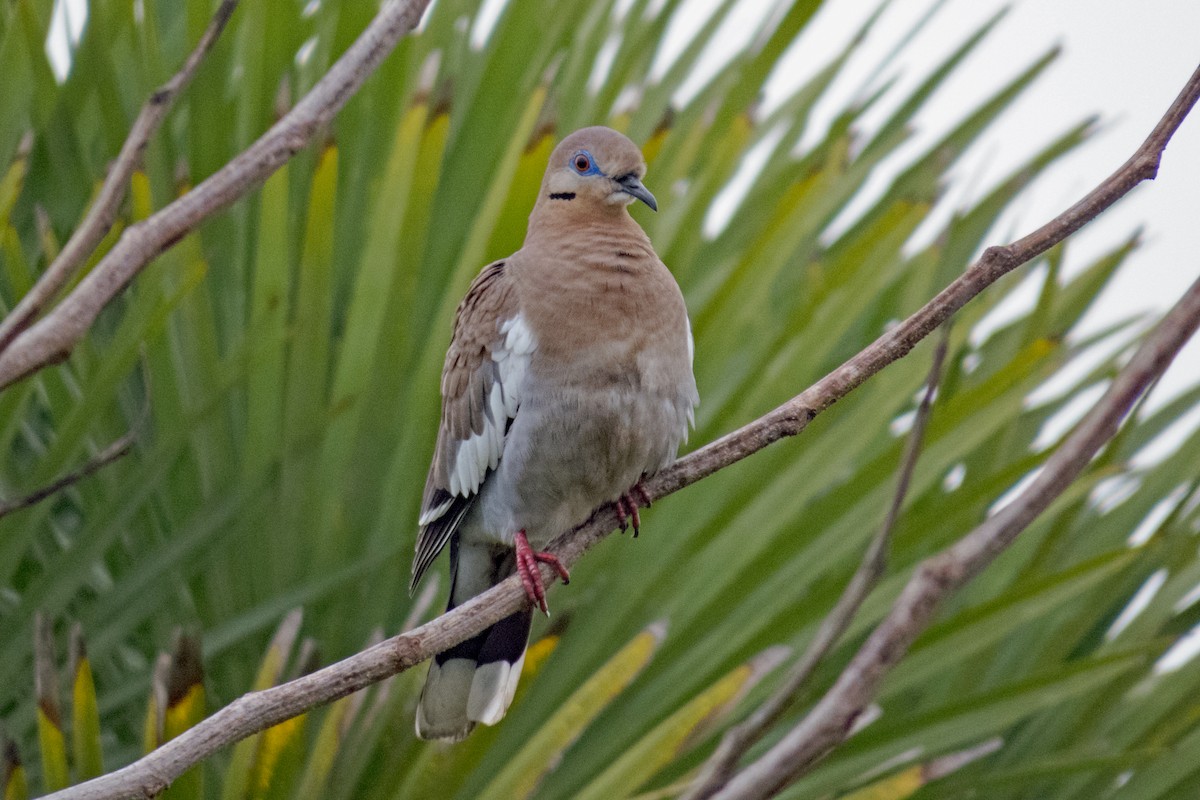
447,314,536,499
682,318,697,441
496,314,535,418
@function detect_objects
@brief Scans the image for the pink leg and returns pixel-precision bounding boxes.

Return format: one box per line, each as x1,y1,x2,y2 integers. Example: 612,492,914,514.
514,530,570,615
615,495,642,535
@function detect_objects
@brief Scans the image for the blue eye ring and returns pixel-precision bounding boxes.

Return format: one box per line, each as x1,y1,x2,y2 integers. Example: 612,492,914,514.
571,150,600,175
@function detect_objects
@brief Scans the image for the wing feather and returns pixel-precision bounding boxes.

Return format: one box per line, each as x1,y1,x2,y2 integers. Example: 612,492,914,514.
411,260,534,591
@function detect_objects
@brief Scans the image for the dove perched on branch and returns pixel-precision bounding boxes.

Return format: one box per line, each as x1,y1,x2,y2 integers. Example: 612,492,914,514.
411,126,697,741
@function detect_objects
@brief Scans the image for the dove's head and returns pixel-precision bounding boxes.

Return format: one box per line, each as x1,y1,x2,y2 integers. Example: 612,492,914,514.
539,126,657,213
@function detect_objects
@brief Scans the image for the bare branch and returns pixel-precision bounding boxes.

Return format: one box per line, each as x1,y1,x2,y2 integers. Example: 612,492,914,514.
682,326,951,800
0,354,150,520
710,277,1200,800
0,0,435,389
0,0,241,354
36,62,1200,800
0,429,135,519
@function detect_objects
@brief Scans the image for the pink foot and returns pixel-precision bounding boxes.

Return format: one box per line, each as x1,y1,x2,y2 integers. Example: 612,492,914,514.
613,482,654,538
514,530,570,615
615,495,641,536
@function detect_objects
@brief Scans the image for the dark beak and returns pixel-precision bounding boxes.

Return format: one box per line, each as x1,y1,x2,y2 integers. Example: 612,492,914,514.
617,173,658,212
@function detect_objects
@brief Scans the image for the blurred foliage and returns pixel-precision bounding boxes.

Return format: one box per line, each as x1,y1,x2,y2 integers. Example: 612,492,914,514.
2,0,1200,797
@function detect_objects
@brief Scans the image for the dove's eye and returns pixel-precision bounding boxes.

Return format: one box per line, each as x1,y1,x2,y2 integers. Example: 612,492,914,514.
572,152,595,174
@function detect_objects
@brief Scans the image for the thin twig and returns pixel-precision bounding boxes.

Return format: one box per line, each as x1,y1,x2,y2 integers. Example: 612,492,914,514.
35,62,1200,800
0,0,241,354
0,431,135,519
0,0,435,389
709,280,1200,799
0,353,151,520
682,326,952,800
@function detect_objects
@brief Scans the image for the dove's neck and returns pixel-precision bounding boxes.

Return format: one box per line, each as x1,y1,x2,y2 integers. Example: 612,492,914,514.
523,202,656,274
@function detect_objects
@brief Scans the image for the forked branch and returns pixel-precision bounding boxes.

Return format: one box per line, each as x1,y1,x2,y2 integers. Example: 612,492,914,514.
0,0,241,353
0,0,435,389
710,263,1200,800
682,326,952,800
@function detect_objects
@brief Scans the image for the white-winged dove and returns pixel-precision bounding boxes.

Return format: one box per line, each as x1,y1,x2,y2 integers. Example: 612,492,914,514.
411,126,698,741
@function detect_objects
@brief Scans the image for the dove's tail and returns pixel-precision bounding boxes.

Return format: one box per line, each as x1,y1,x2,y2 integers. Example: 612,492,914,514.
415,540,531,741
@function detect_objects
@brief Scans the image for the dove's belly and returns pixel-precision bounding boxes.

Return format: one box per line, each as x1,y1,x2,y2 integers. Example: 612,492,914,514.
474,378,689,549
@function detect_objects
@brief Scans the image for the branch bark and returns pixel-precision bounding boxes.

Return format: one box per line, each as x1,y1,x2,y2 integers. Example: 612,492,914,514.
0,0,434,389
37,61,1200,800
0,0,240,354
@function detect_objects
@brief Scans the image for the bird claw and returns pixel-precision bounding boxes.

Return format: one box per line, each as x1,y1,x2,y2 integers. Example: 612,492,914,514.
613,482,652,538
615,495,639,535
514,530,570,616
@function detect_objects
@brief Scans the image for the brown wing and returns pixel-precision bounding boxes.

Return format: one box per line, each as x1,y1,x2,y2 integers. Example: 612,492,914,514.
410,260,530,591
